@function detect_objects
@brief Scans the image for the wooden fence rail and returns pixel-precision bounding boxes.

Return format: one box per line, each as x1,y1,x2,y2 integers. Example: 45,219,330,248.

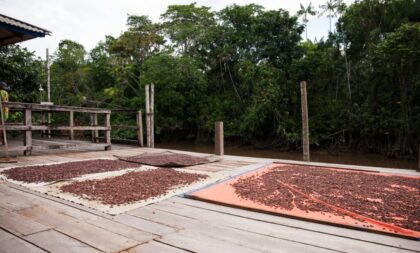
108,109,143,147
0,102,112,155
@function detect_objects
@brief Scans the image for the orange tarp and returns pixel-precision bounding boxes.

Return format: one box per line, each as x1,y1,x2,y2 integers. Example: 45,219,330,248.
188,163,420,239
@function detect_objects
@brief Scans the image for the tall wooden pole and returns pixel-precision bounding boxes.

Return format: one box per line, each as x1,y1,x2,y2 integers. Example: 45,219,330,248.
300,81,310,161
145,84,150,148
136,110,144,147
150,84,154,148
105,113,111,150
215,121,224,156
69,110,74,140
46,48,51,138
90,113,98,143
23,109,32,156
46,48,51,103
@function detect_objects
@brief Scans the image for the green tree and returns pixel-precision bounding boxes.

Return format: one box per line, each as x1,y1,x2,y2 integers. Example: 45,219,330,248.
50,40,88,105
319,0,338,32
372,23,420,154
161,3,215,56
297,2,317,40
0,45,43,103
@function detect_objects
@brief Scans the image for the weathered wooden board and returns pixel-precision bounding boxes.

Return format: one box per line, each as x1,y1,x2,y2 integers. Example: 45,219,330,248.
129,206,194,230
0,187,36,211
157,229,265,253
17,205,139,253
121,241,189,253
58,209,157,243
172,197,420,252
25,230,100,253
0,229,45,253
113,213,177,236
3,102,111,113
1,183,157,245
131,206,334,253
0,210,51,236
154,200,414,253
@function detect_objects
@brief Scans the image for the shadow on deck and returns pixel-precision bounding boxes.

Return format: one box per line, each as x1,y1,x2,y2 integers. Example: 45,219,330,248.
0,137,135,159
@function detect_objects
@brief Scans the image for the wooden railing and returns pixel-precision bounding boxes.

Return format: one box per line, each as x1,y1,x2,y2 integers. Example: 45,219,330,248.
0,102,112,155
97,109,144,147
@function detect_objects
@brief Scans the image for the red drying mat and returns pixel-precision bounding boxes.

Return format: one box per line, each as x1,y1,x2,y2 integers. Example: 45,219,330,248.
188,163,420,239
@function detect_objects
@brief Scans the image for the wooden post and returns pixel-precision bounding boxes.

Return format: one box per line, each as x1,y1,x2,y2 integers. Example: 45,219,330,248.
300,81,310,162
104,113,111,150
69,110,74,140
136,110,144,147
90,113,98,143
150,84,154,148
41,112,46,137
215,121,224,156
46,48,51,104
145,84,150,148
24,109,32,156
46,48,52,138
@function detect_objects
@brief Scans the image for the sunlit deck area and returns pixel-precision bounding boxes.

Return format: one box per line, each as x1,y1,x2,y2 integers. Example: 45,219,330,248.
0,145,418,253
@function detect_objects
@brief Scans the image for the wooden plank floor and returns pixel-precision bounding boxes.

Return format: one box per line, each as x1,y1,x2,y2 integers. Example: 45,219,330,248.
1,146,419,253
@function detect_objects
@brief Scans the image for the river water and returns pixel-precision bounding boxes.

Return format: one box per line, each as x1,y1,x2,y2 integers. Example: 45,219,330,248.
156,141,418,170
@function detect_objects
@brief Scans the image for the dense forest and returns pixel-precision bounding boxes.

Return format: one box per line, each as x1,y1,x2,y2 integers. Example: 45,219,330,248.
0,0,419,159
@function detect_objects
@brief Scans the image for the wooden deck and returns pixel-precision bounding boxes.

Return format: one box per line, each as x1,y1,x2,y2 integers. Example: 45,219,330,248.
0,146,419,253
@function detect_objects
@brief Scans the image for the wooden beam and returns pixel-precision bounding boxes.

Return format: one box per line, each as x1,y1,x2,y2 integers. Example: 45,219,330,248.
112,125,138,130
150,84,155,148
145,84,150,148
69,110,74,140
94,137,139,145
104,113,111,151
215,121,224,156
41,112,46,137
0,125,111,131
23,109,32,156
111,109,138,112
46,48,51,139
300,81,310,162
91,113,99,143
136,110,144,147
2,102,111,114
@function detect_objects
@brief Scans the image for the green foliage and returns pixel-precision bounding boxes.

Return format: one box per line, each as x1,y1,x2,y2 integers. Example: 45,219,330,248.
50,40,89,106
1,0,419,157
161,3,215,55
0,45,43,102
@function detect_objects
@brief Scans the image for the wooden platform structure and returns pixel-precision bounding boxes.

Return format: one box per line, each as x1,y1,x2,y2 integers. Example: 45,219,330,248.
0,146,419,253
0,102,149,157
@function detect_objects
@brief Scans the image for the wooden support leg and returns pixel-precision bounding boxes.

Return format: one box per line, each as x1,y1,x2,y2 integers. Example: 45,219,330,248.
47,112,51,139
24,109,32,156
41,112,45,137
105,113,111,150
300,81,310,162
91,113,98,143
215,121,224,156
136,110,144,147
150,84,154,148
145,84,150,148
69,110,74,140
